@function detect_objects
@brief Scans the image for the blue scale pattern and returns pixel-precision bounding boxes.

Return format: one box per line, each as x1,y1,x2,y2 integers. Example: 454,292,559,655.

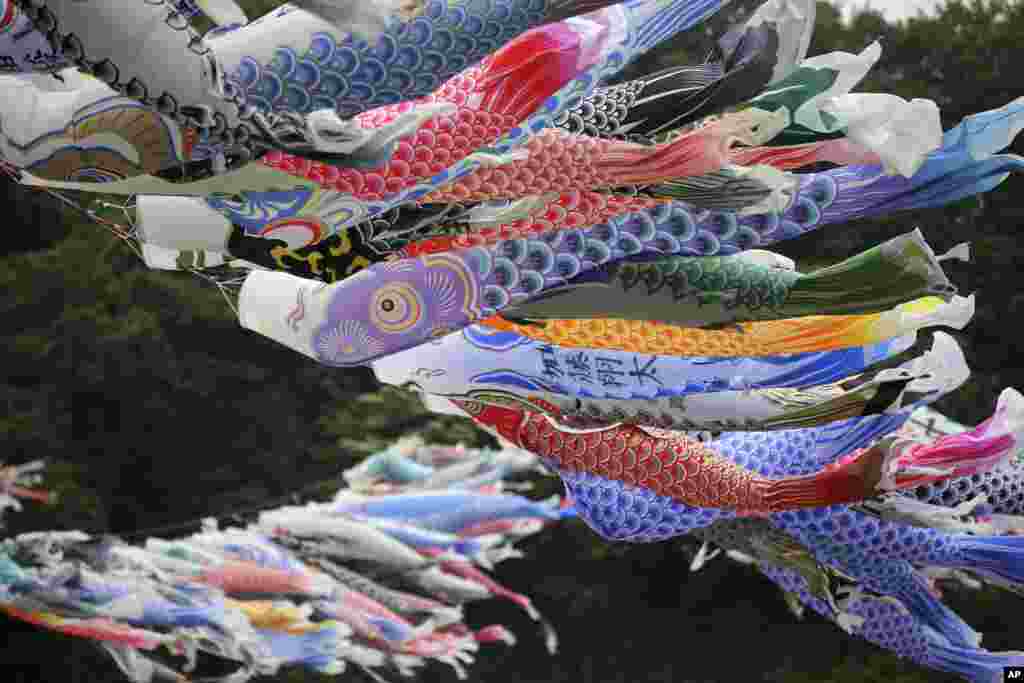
230,0,547,117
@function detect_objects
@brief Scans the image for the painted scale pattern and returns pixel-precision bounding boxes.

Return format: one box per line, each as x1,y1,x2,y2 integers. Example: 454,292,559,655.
416,119,752,203
230,0,595,117
769,562,1024,680
692,517,870,614
474,396,980,649
305,167,852,366
908,465,1024,515
306,184,972,366
703,403,1024,609
208,0,733,238
215,5,1019,255
713,414,912,478
769,526,983,648
551,62,727,141
481,297,949,358
466,399,771,511
458,399,912,514
255,17,592,200
250,0,733,200
545,399,1009,570
760,564,942,673
518,403,984,647
525,252,804,314
397,191,665,258
257,101,522,199
482,0,743,160
402,95,1024,261
555,466,729,541
244,26,1016,375
533,407,926,541
259,99,755,205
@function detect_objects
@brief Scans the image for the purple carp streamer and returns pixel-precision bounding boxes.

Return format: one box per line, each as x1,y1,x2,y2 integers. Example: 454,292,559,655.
4,1,1024,682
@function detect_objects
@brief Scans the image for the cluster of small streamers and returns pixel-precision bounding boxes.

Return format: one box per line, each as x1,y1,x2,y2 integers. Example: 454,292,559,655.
0,461,53,527
6,1,1024,682
0,439,572,682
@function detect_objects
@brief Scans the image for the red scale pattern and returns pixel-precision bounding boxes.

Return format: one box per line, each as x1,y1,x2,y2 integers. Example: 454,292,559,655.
258,102,522,201
457,399,773,512
255,20,595,202
517,412,767,511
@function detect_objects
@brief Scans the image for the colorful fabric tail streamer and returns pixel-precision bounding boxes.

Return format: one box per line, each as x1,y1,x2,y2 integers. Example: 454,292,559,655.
761,560,1024,681
330,491,573,534
483,294,974,357
553,0,817,140
501,229,962,325
370,319,918,406
452,385,1009,514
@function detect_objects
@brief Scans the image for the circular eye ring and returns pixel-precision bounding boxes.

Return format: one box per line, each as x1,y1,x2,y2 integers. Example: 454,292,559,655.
369,282,424,334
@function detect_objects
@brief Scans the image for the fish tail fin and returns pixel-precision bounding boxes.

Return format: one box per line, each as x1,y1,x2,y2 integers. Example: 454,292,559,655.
786,229,960,316
952,535,1024,587
924,627,1024,683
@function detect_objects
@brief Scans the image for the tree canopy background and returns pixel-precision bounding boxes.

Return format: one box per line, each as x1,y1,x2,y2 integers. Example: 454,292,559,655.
3,1,1024,681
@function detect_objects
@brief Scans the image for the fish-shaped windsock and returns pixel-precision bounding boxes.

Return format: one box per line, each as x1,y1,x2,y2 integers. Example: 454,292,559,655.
235,102,1014,368
713,390,1024,589
454,376,1013,514
330,491,573,534
12,0,707,152
257,507,432,572
760,563,1024,682
12,0,731,224
371,321,916,403
484,295,974,358
498,229,962,326
444,330,969,433
341,514,509,565
217,89,1011,287
553,0,817,140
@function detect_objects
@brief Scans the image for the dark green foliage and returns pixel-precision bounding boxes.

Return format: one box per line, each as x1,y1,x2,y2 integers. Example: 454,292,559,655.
2,1,1024,681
